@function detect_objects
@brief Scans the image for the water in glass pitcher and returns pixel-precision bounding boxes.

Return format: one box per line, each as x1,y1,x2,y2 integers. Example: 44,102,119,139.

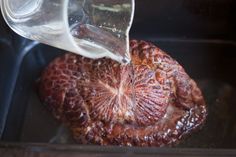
68,0,133,64
1,0,134,64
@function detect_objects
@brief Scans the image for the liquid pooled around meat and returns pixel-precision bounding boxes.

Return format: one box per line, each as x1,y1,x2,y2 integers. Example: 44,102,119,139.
39,40,207,146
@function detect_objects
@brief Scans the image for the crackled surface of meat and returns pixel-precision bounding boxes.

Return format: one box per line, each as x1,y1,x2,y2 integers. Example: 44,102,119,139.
39,40,207,146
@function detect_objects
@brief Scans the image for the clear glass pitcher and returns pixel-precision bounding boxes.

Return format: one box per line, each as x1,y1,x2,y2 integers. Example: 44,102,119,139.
0,0,135,63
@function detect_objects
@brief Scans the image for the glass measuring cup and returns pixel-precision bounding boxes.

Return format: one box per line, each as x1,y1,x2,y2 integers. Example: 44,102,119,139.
0,0,135,63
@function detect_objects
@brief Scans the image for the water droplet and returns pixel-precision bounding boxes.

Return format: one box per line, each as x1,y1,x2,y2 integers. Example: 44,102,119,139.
122,58,130,64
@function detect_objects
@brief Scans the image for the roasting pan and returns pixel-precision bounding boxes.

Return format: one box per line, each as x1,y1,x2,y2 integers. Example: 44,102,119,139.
0,0,236,156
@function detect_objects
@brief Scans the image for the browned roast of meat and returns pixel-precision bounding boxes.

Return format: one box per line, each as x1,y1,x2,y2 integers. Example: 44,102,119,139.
39,40,207,147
